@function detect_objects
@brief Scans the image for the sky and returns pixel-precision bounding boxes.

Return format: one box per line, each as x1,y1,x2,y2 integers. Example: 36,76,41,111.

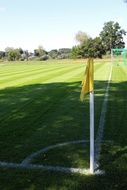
0,0,127,52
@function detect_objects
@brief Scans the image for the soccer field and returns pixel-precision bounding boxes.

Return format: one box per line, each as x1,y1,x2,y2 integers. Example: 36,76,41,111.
0,61,127,189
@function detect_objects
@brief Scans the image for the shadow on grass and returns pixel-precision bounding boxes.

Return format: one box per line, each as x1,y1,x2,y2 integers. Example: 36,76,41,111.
0,168,127,190
99,80,127,177
0,80,127,189
0,80,107,163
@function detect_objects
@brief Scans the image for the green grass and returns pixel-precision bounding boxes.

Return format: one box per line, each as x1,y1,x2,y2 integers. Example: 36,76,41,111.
33,143,90,168
0,60,127,189
0,61,110,163
100,65,127,174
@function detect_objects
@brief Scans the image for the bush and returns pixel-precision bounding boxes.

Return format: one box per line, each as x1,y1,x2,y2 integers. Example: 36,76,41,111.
39,55,49,61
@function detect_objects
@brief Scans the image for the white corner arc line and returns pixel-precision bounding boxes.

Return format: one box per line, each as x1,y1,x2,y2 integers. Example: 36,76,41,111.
21,140,89,165
0,140,90,175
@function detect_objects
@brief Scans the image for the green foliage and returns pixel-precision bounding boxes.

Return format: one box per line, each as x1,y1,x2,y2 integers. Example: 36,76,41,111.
57,48,71,59
5,47,22,61
72,21,126,59
34,46,47,57
0,51,5,59
70,46,82,59
85,37,105,58
100,21,126,53
48,48,71,59
48,49,58,59
71,37,105,58
39,55,49,61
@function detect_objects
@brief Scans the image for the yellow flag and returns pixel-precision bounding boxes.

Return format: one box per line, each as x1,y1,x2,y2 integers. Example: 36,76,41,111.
80,58,94,101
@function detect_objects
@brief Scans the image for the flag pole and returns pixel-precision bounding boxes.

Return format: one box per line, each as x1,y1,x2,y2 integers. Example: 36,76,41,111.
80,58,94,174
90,91,94,174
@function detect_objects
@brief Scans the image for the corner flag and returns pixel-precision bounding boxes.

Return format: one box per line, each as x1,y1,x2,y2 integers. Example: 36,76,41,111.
80,58,94,174
80,58,94,101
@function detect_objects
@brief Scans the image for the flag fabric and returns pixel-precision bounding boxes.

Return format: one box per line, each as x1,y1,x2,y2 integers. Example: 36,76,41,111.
80,58,94,101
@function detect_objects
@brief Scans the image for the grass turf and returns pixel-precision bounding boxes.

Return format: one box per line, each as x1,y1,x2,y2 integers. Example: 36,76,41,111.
0,61,110,163
0,60,127,189
100,65,127,174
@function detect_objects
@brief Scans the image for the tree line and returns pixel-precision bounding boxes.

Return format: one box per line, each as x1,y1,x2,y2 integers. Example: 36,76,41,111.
71,21,126,59
0,21,126,61
0,46,71,61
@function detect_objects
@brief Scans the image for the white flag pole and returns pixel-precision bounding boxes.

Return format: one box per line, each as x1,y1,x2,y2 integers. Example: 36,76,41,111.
90,91,94,174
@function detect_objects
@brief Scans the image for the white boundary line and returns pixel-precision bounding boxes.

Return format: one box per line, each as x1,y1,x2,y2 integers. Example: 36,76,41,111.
0,140,90,175
0,140,112,174
0,161,90,175
95,64,112,169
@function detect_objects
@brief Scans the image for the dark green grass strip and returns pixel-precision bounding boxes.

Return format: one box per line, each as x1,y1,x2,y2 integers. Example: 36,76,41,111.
33,143,89,169
0,168,127,190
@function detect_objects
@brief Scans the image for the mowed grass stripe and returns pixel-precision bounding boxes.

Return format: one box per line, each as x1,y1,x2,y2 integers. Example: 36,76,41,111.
0,66,52,78
44,66,85,83
0,65,42,74
0,63,67,78
0,64,66,83
0,65,43,75
0,65,82,89
0,62,110,126
11,64,83,87
0,64,66,77
0,64,84,124
0,65,86,161
0,62,109,121
64,61,108,83
1,62,104,121
94,62,111,81
0,65,84,121
0,64,84,120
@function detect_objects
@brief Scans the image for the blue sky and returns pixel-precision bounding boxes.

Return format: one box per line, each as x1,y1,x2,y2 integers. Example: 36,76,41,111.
0,0,127,52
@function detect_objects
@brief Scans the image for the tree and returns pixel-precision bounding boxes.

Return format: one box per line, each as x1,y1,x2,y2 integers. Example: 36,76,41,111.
100,21,126,53
0,51,5,59
70,46,83,59
58,48,71,59
71,37,105,59
5,47,16,61
21,50,29,61
34,46,47,57
75,31,90,46
48,49,58,59
5,47,22,61
80,37,104,58
15,48,22,60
